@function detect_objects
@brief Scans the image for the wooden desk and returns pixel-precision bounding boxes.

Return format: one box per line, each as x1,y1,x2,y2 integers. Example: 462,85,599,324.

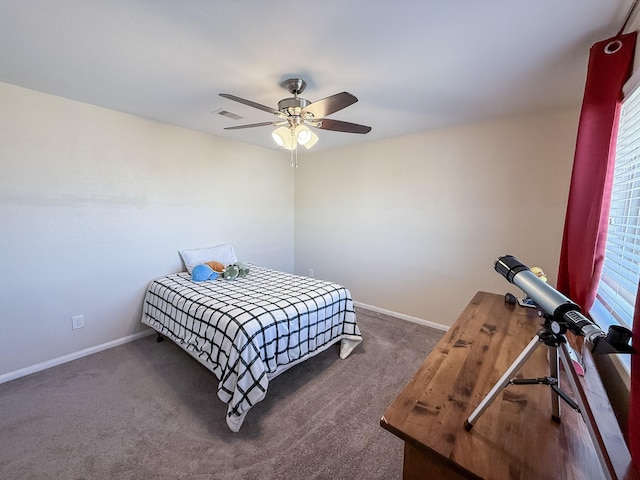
381,291,638,479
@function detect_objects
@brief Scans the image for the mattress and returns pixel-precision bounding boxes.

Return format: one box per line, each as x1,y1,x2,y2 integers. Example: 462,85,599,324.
141,264,362,431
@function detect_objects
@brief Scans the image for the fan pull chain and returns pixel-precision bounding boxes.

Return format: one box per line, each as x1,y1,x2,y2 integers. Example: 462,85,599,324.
289,128,298,168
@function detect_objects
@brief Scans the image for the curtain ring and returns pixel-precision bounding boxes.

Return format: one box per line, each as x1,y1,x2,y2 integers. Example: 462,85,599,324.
605,40,623,54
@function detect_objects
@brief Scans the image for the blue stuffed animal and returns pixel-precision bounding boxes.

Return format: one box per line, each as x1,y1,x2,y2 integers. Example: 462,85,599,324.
191,264,219,282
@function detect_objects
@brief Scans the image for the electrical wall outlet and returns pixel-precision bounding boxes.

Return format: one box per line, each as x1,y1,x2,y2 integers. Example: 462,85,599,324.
308,268,314,277
72,315,84,330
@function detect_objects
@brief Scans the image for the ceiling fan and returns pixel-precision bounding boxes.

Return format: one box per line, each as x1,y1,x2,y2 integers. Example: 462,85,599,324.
219,78,371,151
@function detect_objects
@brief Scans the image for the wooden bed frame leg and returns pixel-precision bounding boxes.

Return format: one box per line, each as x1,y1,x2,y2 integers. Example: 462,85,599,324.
156,333,164,343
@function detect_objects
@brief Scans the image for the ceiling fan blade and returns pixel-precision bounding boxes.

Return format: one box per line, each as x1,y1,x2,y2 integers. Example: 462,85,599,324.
219,93,283,116
302,92,358,118
224,121,287,130
313,118,371,134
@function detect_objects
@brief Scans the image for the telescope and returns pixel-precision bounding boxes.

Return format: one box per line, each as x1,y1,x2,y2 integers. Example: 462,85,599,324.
494,255,633,354
465,255,635,479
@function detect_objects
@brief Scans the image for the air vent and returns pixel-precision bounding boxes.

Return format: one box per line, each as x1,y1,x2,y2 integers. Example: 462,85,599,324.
214,109,243,120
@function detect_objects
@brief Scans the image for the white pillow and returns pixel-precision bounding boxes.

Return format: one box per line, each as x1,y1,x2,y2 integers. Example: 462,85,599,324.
179,244,238,273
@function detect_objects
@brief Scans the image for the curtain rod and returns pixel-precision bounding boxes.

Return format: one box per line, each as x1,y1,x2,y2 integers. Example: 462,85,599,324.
618,0,639,35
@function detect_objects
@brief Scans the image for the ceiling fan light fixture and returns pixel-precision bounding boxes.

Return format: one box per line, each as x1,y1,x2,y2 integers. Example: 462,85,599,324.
272,126,296,150
298,126,319,149
271,127,291,148
295,125,312,145
271,127,286,147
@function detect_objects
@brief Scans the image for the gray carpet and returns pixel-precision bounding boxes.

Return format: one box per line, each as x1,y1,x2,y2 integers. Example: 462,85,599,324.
0,308,443,480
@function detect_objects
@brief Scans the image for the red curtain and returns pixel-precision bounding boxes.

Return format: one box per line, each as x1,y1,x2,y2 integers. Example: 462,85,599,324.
557,32,636,312
557,31,640,469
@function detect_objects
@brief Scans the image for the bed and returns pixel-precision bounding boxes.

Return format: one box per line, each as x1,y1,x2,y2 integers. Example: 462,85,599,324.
141,262,362,432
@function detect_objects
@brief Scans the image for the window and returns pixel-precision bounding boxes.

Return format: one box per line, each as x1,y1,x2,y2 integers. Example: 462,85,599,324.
590,84,640,371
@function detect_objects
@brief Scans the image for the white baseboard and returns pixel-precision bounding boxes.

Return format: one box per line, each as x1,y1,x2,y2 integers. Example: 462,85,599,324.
1,305,446,385
0,329,156,385
353,301,449,332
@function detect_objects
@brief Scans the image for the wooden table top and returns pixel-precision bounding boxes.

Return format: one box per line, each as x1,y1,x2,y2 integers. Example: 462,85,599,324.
381,291,638,480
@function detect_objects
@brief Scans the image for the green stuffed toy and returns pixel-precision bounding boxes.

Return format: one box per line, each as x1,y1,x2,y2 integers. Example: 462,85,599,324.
222,261,249,280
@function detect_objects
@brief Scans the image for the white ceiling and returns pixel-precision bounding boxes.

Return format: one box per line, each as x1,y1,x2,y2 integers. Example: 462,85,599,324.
0,1,634,151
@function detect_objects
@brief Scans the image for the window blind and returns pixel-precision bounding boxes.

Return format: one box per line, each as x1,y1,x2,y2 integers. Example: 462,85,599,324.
593,86,640,330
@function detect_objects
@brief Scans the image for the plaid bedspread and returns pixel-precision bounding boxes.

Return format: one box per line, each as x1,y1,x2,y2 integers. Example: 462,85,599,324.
141,265,362,431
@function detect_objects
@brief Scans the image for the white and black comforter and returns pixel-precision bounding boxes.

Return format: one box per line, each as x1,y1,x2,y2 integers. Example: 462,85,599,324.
141,265,362,431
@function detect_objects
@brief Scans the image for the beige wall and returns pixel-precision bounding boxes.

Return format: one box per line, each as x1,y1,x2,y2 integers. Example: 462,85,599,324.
0,80,581,379
294,108,579,327
0,82,294,377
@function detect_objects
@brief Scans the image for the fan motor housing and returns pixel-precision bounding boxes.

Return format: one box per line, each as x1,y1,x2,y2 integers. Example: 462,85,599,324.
278,97,310,116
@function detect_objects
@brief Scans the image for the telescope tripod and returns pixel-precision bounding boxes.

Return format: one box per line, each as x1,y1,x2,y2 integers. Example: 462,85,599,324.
463,322,616,480
464,328,580,430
